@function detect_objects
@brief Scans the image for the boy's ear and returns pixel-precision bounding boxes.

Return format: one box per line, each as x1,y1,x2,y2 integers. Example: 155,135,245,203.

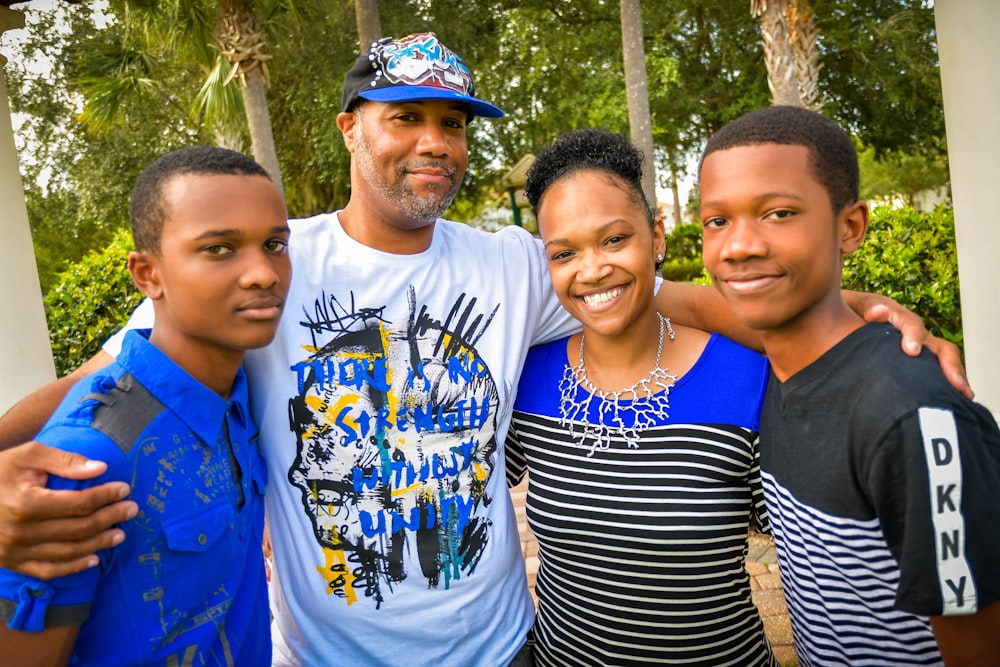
127,250,164,300
839,201,869,256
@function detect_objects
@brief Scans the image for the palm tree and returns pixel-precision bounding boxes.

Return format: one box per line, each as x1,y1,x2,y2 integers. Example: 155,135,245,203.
76,0,297,193
354,0,382,52
750,0,822,109
213,0,281,191
620,0,657,209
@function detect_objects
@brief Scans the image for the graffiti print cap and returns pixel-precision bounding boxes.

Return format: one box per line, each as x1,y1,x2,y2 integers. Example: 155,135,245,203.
340,32,505,118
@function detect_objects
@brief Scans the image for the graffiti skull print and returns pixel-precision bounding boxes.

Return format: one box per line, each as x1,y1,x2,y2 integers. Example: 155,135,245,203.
287,287,501,609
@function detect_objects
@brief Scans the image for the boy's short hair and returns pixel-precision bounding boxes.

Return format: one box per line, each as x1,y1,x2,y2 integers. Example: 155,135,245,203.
700,106,859,213
130,146,272,254
524,128,653,227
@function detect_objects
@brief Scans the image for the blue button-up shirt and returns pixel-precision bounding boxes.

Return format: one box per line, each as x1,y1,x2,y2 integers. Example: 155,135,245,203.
0,330,270,666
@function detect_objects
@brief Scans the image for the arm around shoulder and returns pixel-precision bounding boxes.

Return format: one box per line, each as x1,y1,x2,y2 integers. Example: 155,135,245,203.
843,289,972,398
0,623,79,667
654,281,763,351
0,350,137,580
0,351,114,451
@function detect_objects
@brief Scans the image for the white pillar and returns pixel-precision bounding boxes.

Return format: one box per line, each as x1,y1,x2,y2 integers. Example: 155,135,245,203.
0,6,56,414
935,1,1000,416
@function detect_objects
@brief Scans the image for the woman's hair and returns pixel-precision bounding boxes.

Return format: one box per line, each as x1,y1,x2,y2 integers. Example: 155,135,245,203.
524,128,654,228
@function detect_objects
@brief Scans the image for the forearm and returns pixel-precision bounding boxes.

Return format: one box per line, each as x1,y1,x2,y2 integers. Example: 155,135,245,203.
0,352,113,451
0,623,78,667
654,281,763,351
930,599,1000,666
0,375,79,451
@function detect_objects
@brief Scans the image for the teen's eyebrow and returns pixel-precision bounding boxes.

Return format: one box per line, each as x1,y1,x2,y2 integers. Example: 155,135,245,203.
700,192,807,208
192,225,290,241
192,228,241,240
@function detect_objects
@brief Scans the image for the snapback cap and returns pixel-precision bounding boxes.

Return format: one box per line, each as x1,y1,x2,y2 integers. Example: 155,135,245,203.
340,32,505,119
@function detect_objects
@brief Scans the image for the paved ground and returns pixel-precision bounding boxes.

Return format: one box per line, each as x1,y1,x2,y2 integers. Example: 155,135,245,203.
510,477,799,666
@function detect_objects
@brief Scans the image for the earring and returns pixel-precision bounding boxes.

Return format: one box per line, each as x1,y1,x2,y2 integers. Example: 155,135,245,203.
656,254,664,262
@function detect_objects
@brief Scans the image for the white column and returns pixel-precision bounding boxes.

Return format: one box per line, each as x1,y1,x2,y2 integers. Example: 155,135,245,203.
0,6,56,414
935,1,1000,416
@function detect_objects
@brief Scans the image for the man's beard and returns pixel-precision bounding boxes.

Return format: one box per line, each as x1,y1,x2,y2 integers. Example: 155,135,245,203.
355,120,461,224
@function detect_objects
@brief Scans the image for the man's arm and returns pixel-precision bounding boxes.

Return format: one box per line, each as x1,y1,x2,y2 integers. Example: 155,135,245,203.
655,281,972,398
0,623,79,667
0,351,138,579
0,351,112,450
655,281,757,349
930,599,1000,666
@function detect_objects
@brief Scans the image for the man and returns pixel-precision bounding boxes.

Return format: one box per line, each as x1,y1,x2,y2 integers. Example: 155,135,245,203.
0,33,968,666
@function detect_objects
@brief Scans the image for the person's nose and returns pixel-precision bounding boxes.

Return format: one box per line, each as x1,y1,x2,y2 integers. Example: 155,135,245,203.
719,220,767,262
416,121,450,157
241,250,282,290
576,249,613,283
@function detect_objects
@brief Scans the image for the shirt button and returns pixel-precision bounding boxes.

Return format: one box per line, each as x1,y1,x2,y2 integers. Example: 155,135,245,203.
197,533,208,546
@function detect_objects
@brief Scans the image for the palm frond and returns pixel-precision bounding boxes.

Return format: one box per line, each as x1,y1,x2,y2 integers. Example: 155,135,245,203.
72,39,160,132
191,53,245,134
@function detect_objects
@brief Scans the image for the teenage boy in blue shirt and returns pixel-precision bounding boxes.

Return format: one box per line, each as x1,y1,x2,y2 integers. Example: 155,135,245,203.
0,146,290,666
699,105,1000,666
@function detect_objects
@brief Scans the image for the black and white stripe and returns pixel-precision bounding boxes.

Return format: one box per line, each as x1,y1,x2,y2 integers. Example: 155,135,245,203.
508,413,776,667
762,472,944,666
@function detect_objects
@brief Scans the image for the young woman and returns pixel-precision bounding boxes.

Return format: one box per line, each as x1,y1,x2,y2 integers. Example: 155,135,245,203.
506,129,778,666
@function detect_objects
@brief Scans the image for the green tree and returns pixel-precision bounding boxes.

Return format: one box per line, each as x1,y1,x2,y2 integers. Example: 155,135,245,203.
4,2,208,292
661,222,705,283
7,0,949,290
74,0,311,192
858,145,949,207
620,0,656,207
751,0,823,109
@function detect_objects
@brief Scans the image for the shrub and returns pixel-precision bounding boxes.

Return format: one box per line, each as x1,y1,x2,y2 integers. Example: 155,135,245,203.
43,227,143,376
843,204,962,349
661,222,704,283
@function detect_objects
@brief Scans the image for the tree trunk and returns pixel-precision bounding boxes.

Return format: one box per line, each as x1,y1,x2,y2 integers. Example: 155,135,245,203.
757,0,803,106
619,0,657,210
670,172,682,229
788,0,822,110
242,69,283,193
355,0,382,52
665,145,683,229
216,0,284,193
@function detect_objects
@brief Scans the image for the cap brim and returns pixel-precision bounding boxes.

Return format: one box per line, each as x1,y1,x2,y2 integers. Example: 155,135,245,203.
358,86,505,119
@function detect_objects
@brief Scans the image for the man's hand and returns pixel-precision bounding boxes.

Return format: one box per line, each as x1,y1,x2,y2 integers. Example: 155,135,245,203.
850,291,973,399
0,441,138,579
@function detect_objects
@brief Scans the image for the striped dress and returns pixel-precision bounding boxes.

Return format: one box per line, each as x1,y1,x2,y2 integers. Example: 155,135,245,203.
507,334,777,666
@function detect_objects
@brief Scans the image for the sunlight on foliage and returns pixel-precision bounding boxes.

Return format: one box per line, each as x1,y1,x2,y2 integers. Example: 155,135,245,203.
44,227,143,376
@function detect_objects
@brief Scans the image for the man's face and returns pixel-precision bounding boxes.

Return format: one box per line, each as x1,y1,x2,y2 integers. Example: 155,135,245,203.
342,100,469,229
699,143,861,334
138,173,291,357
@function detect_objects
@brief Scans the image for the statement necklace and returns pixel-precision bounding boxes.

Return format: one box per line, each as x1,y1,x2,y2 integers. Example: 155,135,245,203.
558,313,677,455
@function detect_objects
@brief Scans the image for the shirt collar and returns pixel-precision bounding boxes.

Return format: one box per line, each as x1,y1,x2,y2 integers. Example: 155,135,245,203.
115,329,251,449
